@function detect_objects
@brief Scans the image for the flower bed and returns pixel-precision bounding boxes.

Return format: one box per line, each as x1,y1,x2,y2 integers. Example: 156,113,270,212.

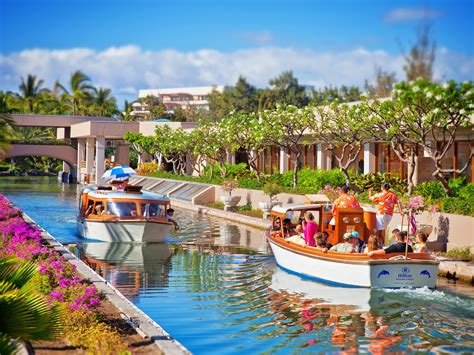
0,194,130,353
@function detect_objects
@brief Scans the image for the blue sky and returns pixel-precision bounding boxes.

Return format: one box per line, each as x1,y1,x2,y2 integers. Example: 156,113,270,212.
0,0,473,103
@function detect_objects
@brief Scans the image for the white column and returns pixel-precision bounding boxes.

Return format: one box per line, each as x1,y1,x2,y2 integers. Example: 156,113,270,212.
85,137,95,180
95,136,105,185
279,147,289,173
77,138,85,182
363,143,376,174
316,144,325,170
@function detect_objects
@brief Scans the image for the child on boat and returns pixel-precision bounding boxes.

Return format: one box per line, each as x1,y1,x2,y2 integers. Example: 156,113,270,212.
363,235,379,253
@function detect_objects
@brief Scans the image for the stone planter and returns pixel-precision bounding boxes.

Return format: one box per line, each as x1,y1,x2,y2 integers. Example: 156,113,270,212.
220,195,241,208
258,201,274,212
418,224,433,237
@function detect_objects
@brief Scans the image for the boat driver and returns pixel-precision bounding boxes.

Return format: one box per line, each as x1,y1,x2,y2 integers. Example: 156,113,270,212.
167,208,179,230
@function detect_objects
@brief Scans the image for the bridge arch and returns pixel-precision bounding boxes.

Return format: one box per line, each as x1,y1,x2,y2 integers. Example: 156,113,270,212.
5,144,78,177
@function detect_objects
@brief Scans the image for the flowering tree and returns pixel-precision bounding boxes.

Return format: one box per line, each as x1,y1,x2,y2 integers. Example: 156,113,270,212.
220,111,267,178
390,79,474,194
259,105,312,188
311,101,376,192
124,132,156,166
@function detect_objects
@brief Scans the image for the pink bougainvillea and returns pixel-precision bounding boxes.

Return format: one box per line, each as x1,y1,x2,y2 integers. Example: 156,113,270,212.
0,194,102,314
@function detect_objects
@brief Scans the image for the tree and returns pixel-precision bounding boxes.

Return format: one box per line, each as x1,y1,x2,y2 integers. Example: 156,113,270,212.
311,85,362,105
0,114,14,155
220,111,267,178
18,75,49,113
55,70,95,115
402,25,436,81
124,132,155,166
120,100,136,122
88,87,118,117
364,66,397,98
389,79,473,194
366,98,419,194
207,88,231,121
311,101,376,192
259,105,312,188
268,70,310,107
226,76,258,113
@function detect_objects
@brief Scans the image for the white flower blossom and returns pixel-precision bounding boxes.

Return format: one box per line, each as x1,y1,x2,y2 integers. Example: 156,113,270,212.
412,86,420,92
459,109,466,115
442,82,450,89
426,91,433,98
435,95,442,101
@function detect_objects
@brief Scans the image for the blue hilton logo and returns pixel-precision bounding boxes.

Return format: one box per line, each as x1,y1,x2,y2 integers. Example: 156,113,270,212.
401,267,410,273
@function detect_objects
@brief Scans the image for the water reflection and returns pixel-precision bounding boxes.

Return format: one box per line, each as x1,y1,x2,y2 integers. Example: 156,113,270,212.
82,242,175,299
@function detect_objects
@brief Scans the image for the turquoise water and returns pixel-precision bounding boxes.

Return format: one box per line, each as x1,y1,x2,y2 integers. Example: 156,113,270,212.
1,177,473,354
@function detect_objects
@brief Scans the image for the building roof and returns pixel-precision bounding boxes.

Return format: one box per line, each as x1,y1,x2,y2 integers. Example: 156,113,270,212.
139,85,224,98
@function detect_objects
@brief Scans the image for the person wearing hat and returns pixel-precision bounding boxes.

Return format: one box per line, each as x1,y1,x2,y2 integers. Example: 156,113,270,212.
329,232,356,253
351,231,366,253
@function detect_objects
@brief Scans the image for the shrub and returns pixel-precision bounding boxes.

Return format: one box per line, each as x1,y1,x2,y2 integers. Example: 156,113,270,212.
136,162,158,175
222,179,238,196
237,177,265,190
441,197,474,216
458,183,474,201
238,203,252,211
448,176,466,197
440,247,473,261
351,172,407,194
415,181,446,200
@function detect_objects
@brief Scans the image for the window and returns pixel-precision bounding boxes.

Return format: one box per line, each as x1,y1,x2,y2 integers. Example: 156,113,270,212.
106,202,138,217
141,203,166,218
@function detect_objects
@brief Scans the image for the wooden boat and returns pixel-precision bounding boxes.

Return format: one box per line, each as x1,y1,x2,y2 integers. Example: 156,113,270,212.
266,203,439,288
77,185,173,242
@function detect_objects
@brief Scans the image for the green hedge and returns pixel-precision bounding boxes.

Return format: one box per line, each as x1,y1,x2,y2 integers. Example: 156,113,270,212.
145,167,474,217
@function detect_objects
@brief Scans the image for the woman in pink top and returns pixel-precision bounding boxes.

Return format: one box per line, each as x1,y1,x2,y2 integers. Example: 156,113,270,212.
303,212,319,247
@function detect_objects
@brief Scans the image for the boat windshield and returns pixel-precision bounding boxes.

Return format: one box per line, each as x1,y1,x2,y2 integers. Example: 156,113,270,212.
141,203,166,218
106,202,138,217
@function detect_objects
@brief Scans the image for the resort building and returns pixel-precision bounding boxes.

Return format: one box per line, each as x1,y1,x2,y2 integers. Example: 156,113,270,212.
131,86,224,118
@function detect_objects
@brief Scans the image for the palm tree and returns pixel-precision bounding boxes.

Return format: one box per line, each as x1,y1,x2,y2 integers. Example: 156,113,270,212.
18,75,49,113
89,87,118,117
56,70,95,115
0,257,62,354
120,100,136,121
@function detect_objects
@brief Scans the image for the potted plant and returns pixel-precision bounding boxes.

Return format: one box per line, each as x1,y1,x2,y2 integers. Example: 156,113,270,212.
259,182,282,216
220,179,241,209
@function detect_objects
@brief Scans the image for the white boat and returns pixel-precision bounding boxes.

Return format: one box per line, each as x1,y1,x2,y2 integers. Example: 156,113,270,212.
77,185,173,242
266,203,439,288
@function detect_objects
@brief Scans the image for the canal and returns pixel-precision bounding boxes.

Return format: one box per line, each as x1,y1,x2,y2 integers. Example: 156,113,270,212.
1,177,473,354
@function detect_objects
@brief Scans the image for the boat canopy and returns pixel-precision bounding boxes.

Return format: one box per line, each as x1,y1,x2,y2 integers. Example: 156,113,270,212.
86,189,170,202
271,203,326,215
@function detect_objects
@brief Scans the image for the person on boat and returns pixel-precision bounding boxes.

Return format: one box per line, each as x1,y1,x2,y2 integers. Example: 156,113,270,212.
270,217,282,237
368,231,413,256
282,218,294,237
368,183,403,243
303,212,318,247
166,208,179,230
314,234,328,252
330,185,361,225
94,204,105,216
321,231,332,249
351,231,366,253
389,228,400,245
363,235,379,253
295,220,304,234
414,232,429,253
330,232,356,253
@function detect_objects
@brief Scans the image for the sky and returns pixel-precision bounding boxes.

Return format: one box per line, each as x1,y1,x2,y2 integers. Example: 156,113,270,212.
0,0,473,104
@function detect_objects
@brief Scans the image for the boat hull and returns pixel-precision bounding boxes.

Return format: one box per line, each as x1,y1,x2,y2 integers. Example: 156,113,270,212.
268,238,439,288
77,218,172,243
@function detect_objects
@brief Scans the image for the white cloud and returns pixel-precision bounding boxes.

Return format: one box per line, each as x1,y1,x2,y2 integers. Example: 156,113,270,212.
385,8,443,23
0,45,472,104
